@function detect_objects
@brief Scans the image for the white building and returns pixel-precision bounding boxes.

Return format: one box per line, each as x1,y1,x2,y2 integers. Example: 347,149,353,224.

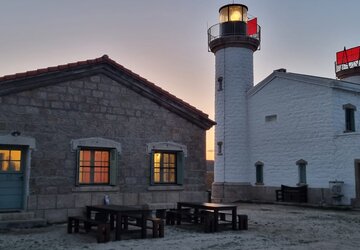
208,3,360,206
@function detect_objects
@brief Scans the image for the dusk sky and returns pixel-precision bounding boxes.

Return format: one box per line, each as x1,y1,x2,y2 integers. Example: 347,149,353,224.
1,0,359,159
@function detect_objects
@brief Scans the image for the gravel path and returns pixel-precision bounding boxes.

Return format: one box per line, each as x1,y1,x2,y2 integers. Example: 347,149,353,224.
1,203,360,250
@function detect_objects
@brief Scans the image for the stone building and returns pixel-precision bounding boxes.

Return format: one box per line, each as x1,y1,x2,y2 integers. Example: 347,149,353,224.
208,3,360,206
0,55,215,222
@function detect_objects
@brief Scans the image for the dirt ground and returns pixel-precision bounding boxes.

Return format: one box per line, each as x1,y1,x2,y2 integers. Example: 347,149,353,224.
1,203,360,250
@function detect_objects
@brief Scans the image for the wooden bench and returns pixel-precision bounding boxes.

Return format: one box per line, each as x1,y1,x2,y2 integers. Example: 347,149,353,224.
165,208,192,225
216,212,248,230
123,215,164,238
166,208,215,233
276,185,308,203
67,215,110,243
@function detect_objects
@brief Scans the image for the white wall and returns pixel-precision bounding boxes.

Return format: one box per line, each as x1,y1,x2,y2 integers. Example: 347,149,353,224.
249,76,360,204
214,47,254,183
332,88,360,203
249,77,334,185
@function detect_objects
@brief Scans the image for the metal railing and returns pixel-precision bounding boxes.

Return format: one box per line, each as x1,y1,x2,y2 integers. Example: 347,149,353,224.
335,60,360,73
207,22,261,45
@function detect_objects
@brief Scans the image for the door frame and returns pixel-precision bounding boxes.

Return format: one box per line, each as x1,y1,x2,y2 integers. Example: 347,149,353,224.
0,134,36,211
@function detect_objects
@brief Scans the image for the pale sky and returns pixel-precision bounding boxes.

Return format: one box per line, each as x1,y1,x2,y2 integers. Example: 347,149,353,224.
1,0,359,160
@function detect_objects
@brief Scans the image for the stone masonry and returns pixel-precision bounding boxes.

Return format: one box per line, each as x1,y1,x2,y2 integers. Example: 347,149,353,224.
0,61,213,222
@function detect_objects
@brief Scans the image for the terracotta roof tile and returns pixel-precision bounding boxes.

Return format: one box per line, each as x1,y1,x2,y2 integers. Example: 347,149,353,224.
0,55,213,121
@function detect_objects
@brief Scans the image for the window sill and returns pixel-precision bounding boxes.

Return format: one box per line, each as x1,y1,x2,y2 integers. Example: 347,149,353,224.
255,182,264,186
335,132,360,138
147,185,184,191
72,186,119,192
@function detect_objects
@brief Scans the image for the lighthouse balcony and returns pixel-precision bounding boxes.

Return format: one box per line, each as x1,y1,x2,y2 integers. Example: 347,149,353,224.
207,20,261,52
335,46,360,80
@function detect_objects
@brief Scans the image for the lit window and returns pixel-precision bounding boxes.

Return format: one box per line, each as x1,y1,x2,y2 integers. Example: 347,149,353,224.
0,149,22,172
219,5,248,23
147,142,186,186
343,104,356,132
72,138,120,186
78,149,110,185
152,152,177,184
150,151,184,185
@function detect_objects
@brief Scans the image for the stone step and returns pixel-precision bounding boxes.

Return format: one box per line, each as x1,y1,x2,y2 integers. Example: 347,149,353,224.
0,218,47,229
0,211,35,221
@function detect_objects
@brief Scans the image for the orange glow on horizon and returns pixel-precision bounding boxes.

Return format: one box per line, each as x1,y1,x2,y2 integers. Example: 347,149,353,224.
206,128,214,161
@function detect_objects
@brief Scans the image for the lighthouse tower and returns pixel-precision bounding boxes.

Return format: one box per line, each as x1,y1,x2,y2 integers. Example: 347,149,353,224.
208,4,260,202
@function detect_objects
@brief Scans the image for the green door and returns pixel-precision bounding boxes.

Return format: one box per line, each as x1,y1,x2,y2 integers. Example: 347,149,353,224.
0,148,24,210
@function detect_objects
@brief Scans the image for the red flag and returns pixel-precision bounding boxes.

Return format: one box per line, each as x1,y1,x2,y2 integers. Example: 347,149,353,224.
336,46,360,65
247,18,257,35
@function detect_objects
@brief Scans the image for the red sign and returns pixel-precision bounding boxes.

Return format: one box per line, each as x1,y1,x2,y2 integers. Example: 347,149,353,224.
336,46,360,65
247,18,257,36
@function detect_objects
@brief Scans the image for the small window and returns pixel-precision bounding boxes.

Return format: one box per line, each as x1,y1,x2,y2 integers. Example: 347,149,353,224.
255,161,263,185
217,77,223,91
343,104,356,132
71,137,121,186
265,114,277,122
153,152,177,184
150,151,184,185
217,141,223,155
78,149,111,185
296,159,307,185
0,148,22,172
147,142,186,186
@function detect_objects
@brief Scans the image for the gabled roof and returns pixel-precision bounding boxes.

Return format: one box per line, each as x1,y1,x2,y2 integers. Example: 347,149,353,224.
0,55,215,130
248,70,360,97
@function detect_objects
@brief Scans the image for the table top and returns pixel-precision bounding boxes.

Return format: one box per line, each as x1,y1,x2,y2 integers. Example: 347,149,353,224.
177,202,237,209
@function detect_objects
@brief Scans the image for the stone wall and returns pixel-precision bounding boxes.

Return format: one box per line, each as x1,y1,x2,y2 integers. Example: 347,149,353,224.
0,74,208,222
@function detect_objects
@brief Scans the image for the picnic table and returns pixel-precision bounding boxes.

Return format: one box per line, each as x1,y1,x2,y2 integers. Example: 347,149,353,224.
86,204,150,241
176,202,238,231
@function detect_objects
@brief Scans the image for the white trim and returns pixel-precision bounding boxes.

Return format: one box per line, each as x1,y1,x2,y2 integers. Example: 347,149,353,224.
0,134,36,149
147,186,184,191
72,186,119,192
146,141,187,156
70,137,122,153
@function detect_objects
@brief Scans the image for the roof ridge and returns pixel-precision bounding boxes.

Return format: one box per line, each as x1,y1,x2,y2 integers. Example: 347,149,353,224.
0,55,212,120
0,55,108,82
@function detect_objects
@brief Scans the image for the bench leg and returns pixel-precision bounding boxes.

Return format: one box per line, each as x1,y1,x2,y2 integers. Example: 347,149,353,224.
122,216,129,230
159,220,164,238
67,217,80,234
203,213,214,233
110,214,115,230
67,217,73,233
165,212,173,225
238,215,248,230
74,219,79,233
152,221,159,238
96,224,110,243
84,221,91,233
